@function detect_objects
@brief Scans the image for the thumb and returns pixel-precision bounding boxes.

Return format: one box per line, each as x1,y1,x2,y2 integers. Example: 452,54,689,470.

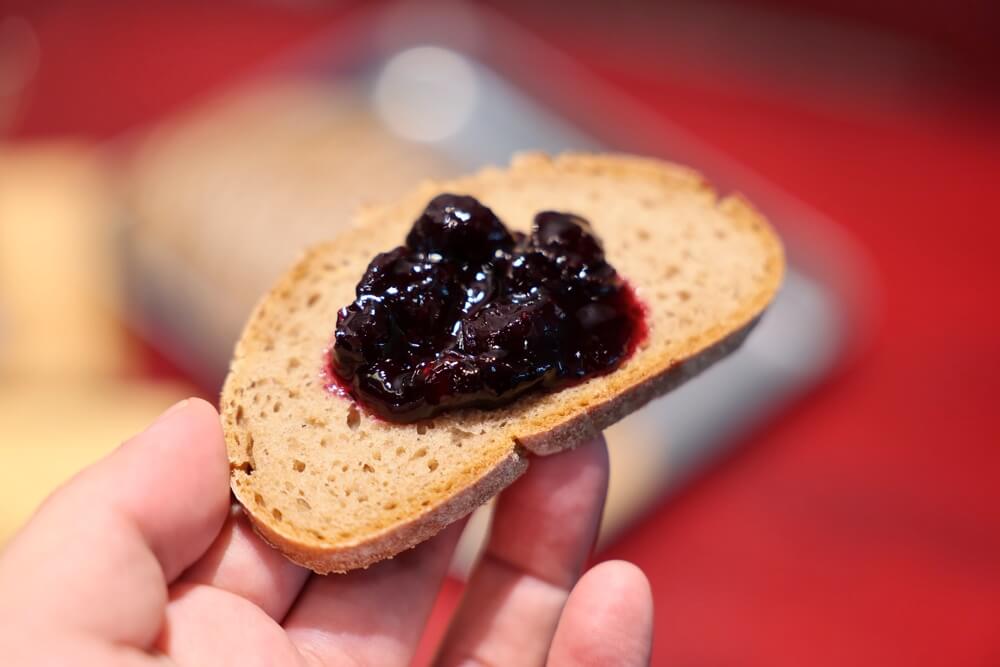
0,398,230,647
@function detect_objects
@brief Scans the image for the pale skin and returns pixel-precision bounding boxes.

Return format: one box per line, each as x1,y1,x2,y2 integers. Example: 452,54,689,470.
0,399,653,666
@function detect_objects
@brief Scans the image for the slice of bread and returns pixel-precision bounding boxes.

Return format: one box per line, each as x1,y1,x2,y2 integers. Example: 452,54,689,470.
221,152,784,573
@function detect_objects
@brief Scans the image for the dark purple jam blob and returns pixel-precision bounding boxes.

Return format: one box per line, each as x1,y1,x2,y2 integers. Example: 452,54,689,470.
331,193,644,422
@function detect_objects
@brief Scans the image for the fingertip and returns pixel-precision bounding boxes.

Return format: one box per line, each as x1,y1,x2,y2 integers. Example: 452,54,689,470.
146,397,222,442
114,396,231,579
139,396,229,497
585,559,654,618
185,396,224,421
549,560,654,666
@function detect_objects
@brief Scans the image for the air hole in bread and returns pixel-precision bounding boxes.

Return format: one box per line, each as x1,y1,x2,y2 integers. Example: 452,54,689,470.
678,290,691,302
664,265,679,279
450,427,473,443
416,423,428,435
272,509,282,521
234,461,254,475
273,402,282,413
396,446,406,456
287,357,301,371
297,498,311,510
254,493,265,507
372,450,382,462
306,293,320,307
346,405,361,430
427,459,439,472
412,447,427,460
384,501,397,510
362,463,375,473
235,405,244,425
293,459,306,473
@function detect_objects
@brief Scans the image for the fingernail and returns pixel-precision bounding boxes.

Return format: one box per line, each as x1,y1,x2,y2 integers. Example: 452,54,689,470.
155,398,190,425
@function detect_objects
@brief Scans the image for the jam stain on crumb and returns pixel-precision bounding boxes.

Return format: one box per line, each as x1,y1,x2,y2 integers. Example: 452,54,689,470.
329,194,646,422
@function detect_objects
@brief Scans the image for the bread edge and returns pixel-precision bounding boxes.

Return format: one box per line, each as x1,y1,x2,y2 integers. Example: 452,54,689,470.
516,313,761,454
238,447,527,573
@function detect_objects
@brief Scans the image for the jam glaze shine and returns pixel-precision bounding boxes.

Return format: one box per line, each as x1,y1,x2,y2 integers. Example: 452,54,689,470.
330,194,646,422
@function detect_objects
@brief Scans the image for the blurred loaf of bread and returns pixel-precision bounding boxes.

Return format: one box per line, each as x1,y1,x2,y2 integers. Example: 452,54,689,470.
123,80,454,380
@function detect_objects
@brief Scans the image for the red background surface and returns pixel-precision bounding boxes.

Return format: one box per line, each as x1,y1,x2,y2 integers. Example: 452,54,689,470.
4,1,998,664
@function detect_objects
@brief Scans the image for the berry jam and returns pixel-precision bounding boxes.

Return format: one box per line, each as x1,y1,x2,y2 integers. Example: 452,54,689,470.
331,194,644,422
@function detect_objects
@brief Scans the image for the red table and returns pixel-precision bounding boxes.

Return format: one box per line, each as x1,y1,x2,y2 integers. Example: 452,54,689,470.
6,2,999,664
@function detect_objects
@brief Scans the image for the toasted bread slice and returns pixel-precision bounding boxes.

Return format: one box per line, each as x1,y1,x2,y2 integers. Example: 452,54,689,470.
221,153,784,572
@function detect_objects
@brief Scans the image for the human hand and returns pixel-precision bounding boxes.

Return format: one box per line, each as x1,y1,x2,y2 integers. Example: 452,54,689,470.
0,399,652,666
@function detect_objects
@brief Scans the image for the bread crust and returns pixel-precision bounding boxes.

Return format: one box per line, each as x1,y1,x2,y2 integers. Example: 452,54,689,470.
220,152,784,572
242,449,526,574
515,316,759,455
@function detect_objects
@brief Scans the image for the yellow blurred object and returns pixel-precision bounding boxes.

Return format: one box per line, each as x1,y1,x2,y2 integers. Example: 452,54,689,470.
0,143,126,376
0,143,196,543
0,380,192,541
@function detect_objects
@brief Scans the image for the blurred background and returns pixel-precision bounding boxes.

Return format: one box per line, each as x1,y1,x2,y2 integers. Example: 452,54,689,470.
1,1,997,665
